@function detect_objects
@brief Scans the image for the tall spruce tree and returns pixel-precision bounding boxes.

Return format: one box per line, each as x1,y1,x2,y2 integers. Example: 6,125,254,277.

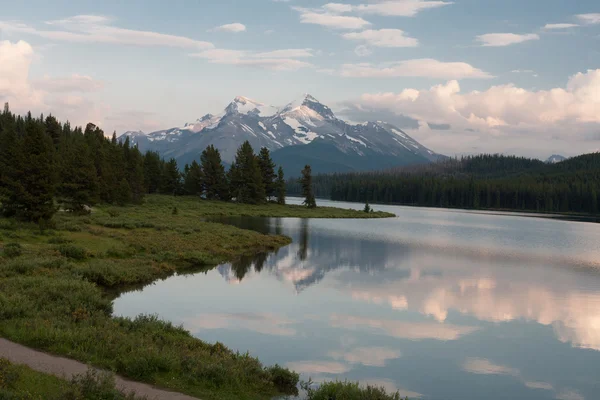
57,133,98,212
276,166,286,205
230,141,266,204
143,151,163,194
161,158,182,195
300,164,316,208
257,147,276,199
201,145,229,200
184,160,204,196
124,140,146,203
0,103,25,217
19,114,57,221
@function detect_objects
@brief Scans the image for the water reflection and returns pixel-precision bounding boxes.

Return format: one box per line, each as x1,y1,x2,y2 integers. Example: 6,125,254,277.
116,207,600,400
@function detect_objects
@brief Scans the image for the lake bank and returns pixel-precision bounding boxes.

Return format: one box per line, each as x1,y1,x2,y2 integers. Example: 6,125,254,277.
0,195,394,400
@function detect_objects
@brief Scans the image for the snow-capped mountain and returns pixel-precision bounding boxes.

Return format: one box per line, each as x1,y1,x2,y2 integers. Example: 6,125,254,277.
546,154,567,164
119,94,444,174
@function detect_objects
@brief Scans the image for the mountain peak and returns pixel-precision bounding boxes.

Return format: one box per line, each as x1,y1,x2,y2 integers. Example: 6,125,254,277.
226,96,277,117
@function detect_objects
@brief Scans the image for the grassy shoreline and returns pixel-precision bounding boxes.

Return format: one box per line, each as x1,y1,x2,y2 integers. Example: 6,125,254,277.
0,195,395,400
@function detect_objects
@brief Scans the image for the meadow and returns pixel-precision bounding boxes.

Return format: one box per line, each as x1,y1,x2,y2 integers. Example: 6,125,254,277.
0,195,396,400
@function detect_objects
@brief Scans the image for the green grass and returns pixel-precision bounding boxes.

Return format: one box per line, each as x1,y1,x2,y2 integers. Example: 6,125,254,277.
0,358,144,399
0,195,393,399
303,381,406,400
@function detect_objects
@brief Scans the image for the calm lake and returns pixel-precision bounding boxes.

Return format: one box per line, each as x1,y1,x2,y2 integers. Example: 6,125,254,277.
114,199,600,400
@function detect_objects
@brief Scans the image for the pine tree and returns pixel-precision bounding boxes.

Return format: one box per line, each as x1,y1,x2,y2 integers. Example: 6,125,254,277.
124,142,146,203
276,166,286,205
364,201,371,213
229,141,266,204
18,115,57,221
300,165,316,208
143,151,163,194
57,133,98,213
0,103,26,217
201,145,229,200
184,160,204,196
161,158,182,195
257,147,276,199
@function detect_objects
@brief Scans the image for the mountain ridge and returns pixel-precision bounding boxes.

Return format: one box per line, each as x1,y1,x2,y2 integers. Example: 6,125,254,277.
119,94,444,175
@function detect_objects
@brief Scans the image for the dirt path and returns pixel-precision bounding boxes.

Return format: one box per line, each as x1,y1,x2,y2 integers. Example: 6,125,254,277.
0,338,199,400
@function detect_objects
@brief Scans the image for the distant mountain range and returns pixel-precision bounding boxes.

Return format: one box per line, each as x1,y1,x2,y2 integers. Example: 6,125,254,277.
546,154,567,164
120,94,445,176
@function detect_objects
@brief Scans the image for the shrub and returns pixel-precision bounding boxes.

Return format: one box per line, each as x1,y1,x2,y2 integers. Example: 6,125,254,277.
48,236,73,245
3,243,22,258
0,358,20,389
268,364,299,395
56,245,88,261
302,380,404,400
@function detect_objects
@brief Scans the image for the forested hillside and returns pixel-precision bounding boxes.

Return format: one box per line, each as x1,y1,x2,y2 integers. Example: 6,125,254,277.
288,154,600,214
0,104,289,223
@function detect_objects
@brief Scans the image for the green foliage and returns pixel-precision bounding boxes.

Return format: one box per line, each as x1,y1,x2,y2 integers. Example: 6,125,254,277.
160,158,182,195
302,380,403,400
183,160,203,196
2,243,22,259
229,141,266,204
364,202,371,213
300,165,317,208
303,153,600,215
276,167,286,205
201,145,229,200
257,147,277,199
56,245,88,260
0,359,144,400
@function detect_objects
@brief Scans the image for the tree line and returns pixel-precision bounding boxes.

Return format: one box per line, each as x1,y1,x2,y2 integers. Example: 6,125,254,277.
290,154,600,215
0,104,317,223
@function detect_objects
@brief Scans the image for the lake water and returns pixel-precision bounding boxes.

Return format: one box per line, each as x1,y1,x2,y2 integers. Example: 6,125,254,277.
114,199,600,400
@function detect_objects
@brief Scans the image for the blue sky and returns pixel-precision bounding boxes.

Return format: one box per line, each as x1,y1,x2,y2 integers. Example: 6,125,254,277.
1,0,599,157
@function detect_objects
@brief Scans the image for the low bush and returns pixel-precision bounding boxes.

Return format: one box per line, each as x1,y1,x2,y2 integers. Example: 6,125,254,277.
3,243,22,258
302,381,405,400
56,245,88,261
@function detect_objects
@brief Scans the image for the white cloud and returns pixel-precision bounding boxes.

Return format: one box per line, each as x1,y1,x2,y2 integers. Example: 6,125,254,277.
355,0,453,17
463,358,519,376
34,74,104,93
0,15,214,49
353,68,600,156
286,360,351,375
254,48,314,58
477,33,540,47
543,23,579,30
323,3,355,13
340,58,493,79
0,40,44,112
511,69,535,74
524,381,554,391
555,389,585,400
577,13,600,25
293,7,372,29
190,48,314,71
354,45,372,57
211,23,247,33
328,346,401,367
342,29,419,47
185,312,297,336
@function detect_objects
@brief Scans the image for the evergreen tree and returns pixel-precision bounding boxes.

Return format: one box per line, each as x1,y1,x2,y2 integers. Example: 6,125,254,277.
201,145,229,200
300,165,316,208
124,142,146,203
257,147,276,199
276,166,286,205
364,201,371,213
229,141,266,204
0,104,25,217
18,115,57,221
57,133,98,213
161,158,182,195
184,160,204,196
143,151,163,194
